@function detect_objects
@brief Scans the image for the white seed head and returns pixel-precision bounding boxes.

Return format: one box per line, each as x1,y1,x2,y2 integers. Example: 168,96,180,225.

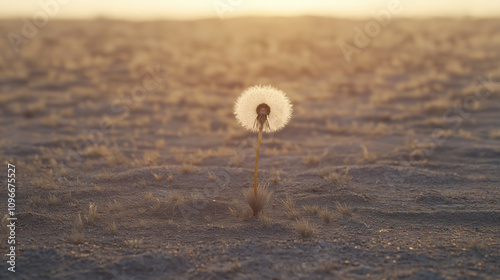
234,85,293,133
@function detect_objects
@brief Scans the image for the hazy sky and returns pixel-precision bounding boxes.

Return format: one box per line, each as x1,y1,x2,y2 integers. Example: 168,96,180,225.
1,0,499,20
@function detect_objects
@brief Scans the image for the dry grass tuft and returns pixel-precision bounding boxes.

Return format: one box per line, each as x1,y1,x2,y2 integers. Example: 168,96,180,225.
181,163,194,174
74,213,84,232
106,221,118,234
322,167,352,188
228,200,253,220
170,191,185,207
335,202,353,217
281,195,300,219
124,239,143,248
85,144,113,158
46,194,60,206
29,195,43,206
151,172,163,181
31,176,59,190
143,192,154,202
85,202,98,225
150,198,162,212
302,153,321,166
258,214,272,228
69,229,85,244
295,219,314,238
69,213,84,244
108,200,123,212
243,185,270,216
302,205,319,215
228,207,240,218
63,192,73,203
361,145,377,163
318,208,334,223
270,169,281,184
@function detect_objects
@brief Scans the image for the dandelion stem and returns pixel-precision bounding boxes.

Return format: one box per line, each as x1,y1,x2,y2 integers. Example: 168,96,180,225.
254,127,263,197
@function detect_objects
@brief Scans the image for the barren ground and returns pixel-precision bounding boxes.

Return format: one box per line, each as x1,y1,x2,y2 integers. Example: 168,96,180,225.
0,17,500,279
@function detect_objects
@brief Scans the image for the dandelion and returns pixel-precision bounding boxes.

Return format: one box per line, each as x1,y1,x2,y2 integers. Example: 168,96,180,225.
234,85,293,215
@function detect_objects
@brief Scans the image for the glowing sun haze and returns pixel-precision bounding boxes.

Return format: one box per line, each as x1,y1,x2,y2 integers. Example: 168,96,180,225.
1,0,500,20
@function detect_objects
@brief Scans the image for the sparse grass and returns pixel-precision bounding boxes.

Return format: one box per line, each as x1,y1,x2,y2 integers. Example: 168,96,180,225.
46,194,60,206
98,170,113,180
281,195,300,219
29,195,43,206
124,239,143,248
85,202,98,225
318,208,334,223
31,176,59,190
302,205,319,215
295,219,314,238
151,172,163,181
74,213,84,232
150,198,162,212
228,199,253,220
107,200,123,212
258,214,272,228
143,192,154,202
69,213,84,244
167,174,173,182
63,192,73,203
270,169,281,184
142,150,160,165
243,185,270,216
181,163,194,174
335,202,353,217
228,207,240,218
170,191,185,207
106,221,118,234
69,229,85,244
322,167,352,188
85,144,113,158
302,153,321,166
361,145,377,163
106,150,128,167
208,172,217,181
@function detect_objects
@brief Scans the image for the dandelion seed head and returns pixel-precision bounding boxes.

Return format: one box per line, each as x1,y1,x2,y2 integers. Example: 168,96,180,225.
234,85,293,133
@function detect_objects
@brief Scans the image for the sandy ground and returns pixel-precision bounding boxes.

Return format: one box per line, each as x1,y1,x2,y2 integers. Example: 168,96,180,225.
0,17,500,279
